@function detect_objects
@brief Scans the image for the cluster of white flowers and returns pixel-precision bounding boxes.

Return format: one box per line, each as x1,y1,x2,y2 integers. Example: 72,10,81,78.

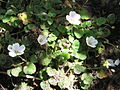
8,43,25,57
103,59,120,68
86,36,98,48
8,35,48,57
66,11,81,25
66,11,99,48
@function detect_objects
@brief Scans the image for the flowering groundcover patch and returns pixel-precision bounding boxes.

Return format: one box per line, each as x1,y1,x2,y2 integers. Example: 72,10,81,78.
0,0,120,90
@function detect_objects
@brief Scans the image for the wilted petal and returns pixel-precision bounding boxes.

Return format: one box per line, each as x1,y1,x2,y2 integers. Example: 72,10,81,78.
9,52,17,57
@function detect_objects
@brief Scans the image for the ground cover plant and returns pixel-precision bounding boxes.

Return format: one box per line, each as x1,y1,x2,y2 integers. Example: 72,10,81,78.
0,0,120,90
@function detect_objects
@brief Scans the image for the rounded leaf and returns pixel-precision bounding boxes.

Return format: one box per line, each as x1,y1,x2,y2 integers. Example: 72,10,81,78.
74,64,86,74
96,17,106,26
72,40,80,50
40,81,51,90
107,13,115,24
23,62,36,74
74,29,84,38
11,66,22,77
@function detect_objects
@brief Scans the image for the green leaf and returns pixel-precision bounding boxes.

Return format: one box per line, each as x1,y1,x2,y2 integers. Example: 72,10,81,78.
5,9,16,15
48,11,56,17
58,25,67,34
48,78,57,86
73,52,87,60
46,67,57,76
40,52,52,66
2,16,11,23
48,33,57,42
27,24,36,29
40,23,49,30
58,82,64,89
60,52,70,60
47,18,53,25
107,13,115,24
81,73,93,85
23,62,36,74
79,8,91,20
81,21,92,27
30,55,38,63
40,81,51,90
10,16,17,22
96,17,106,26
95,28,111,38
73,64,86,74
11,66,22,77
42,29,49,37
68,35,74,43
74,29,84,38
80,82,90,89
72,40,80,50
38,68,48,80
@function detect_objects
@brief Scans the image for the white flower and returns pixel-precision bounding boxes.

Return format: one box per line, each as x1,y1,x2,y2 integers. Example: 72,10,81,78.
103,59,120,68
66,11,81,25
7,43,25,57
37,35,47,45
114,59,120,66
103,59,115,68
86,36,98,48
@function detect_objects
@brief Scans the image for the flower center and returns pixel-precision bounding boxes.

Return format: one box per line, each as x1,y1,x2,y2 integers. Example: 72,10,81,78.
15,50,19,54
39,39,43,42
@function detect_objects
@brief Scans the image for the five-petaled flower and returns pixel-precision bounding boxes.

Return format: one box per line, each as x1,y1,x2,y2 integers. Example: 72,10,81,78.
86,36,98,48
37,35,47,45
66,11,81,25
7,43,25,57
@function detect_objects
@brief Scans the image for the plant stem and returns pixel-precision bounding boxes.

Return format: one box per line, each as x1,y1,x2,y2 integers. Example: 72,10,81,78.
18,56,27,62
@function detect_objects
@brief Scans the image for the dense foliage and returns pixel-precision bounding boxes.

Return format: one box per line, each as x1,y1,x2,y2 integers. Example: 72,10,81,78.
0,0,120,90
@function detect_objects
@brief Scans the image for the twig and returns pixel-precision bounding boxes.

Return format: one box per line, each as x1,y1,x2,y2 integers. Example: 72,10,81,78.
11,62,24,67
82,0,89,7
0,84,6,90
65,67,72,75
0,71,7,75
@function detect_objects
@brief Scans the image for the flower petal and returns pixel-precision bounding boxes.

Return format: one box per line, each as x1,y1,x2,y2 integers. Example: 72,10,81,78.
69,11,80,20
66,15,71,22
12,43,20,50
9,52,17,57
17,51,24,56
19,45,25,52
7,45,13,52
114,59,120,66
107,59,115,67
